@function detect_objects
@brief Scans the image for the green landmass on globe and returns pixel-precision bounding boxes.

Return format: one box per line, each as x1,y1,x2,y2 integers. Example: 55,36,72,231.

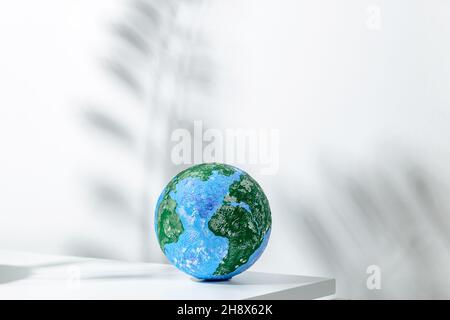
155,163,272,280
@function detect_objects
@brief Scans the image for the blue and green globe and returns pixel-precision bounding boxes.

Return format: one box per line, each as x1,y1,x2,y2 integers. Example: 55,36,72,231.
155,163,271,280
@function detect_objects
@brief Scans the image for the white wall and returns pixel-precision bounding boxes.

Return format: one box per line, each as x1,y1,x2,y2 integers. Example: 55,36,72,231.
1,0,450,298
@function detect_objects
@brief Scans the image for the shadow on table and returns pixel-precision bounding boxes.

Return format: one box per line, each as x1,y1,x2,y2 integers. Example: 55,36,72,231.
0,265,31,284
81,272,157,281
79,263,173,281
192,272,323,286
0,260,93,285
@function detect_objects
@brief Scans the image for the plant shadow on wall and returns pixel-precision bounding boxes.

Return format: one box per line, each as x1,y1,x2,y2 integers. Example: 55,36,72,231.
71,0,214,261
281,149,450,299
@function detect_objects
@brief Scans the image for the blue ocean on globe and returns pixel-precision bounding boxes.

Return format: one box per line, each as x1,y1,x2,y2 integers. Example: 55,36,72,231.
155,163,272,280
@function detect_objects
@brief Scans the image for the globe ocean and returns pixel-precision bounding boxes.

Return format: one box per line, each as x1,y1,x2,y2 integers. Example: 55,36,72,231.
155,163,271,280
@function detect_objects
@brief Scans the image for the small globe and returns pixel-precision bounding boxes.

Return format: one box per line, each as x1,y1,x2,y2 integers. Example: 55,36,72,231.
155,163,271,280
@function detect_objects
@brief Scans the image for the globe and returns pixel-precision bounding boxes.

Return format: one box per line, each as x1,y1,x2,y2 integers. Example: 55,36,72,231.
155,163,272,280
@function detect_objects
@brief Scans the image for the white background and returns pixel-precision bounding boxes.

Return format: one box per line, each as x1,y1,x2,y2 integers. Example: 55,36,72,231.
0,0,450,298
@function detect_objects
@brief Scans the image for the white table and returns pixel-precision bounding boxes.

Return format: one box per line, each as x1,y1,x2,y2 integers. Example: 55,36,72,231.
0,250,335,300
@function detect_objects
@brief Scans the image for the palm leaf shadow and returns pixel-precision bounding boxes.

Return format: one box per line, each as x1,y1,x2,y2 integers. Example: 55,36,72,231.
73,0,212,261
279,150,450,298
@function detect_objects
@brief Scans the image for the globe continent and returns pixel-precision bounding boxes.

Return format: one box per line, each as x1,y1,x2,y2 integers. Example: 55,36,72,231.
155,163,271,280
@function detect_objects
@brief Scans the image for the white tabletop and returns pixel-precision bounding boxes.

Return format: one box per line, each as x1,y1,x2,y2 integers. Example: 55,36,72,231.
0,250,335,300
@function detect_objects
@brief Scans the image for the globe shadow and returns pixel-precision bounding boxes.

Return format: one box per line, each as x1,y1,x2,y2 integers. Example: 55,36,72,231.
190,272,323,287
190,277,230,283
